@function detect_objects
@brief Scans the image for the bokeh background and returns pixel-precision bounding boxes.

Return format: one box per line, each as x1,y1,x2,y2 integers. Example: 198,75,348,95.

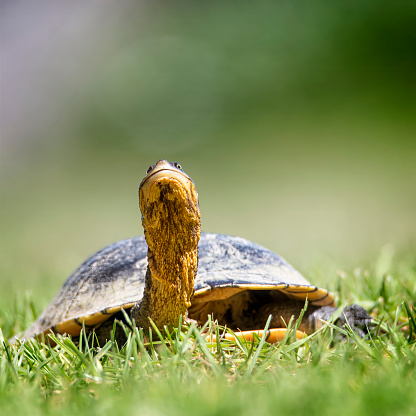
1,0,415,309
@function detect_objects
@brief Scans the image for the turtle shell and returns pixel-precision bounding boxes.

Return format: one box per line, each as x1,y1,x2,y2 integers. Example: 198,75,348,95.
21,233,334,340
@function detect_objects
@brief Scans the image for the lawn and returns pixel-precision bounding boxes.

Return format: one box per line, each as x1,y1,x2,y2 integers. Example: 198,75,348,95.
1,1,415,415
1,248,415,416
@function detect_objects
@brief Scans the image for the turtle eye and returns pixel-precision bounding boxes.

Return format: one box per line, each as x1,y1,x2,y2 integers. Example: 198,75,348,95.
146,165,155,174
172,162,183,171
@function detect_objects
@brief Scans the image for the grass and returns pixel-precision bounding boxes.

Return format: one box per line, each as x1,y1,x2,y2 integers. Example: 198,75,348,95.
1,248,415,416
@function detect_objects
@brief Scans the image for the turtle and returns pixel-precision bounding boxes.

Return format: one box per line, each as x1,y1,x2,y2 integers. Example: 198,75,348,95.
17,160,371,345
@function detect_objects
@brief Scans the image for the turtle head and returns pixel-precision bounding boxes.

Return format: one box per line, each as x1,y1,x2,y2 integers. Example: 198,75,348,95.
139,160,200,242
133,160,200,329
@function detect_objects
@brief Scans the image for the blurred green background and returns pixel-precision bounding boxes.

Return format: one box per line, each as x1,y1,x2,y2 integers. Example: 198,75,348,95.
1,0,415,309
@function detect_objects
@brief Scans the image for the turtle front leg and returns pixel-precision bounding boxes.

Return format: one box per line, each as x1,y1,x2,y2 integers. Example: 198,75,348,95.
305,304,372,337
254,300,372,340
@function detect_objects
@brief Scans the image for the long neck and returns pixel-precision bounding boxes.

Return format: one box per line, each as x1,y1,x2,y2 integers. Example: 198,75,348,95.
133,198,200,329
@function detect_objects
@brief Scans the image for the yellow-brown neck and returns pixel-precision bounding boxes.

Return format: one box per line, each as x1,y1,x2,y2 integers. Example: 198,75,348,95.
132,162,201,330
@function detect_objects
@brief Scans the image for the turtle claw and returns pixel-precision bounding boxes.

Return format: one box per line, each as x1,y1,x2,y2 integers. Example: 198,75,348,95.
336,304,372,337
184,317,198,326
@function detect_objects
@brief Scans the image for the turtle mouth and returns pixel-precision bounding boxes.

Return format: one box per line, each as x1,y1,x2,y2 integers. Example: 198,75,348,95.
139,160,199,217
140,160,192,188
141,168,191,194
